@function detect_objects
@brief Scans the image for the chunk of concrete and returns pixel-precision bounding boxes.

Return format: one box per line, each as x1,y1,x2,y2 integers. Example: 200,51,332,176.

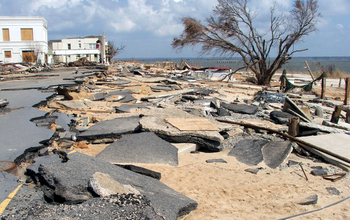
221,102,258,115
172,143,198,154
262,141,293,169
298,134,350,167
96,132,178,166
228,139,269,166
140,108,224,151
78,116,141,141
89,172,126,197
35,152,197,219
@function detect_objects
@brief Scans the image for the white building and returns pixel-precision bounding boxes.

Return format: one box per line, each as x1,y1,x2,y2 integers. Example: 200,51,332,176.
0,16,48,64
50,34,106,64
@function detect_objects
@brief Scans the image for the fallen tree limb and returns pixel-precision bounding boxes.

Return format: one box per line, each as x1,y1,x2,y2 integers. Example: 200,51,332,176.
217,119,350,170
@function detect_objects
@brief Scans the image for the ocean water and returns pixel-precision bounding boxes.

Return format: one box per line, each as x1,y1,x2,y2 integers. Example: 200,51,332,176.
135,57,350,74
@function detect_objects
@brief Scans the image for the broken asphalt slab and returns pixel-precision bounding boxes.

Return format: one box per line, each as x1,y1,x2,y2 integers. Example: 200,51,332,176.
78,116,141,141
221,102,258,115
96,132,179,166
262,141,293,169
139,108,225,151
0,108,55,162
228,139,268,166
105,90,136,103
115,104,149,113
23,152,197,219
1,185,164,220
228,139,292,168
0,90,55,109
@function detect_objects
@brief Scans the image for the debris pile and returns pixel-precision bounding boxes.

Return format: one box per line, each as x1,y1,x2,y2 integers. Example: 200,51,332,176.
0,61,349,219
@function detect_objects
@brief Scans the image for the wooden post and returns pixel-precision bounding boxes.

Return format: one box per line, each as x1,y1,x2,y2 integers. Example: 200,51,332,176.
346,109,350,124
344,78,350,105
339,77,342,88
305,61,317,85
288,117,300,137
321,74,326,99
331,105,343,124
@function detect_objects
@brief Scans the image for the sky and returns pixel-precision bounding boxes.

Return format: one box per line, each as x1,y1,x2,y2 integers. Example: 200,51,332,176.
1,0,350,59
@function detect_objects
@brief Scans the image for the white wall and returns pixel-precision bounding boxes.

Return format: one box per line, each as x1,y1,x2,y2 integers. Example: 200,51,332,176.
0,16,48,63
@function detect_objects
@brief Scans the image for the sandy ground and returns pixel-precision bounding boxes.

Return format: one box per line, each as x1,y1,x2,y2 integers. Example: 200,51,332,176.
142,150,350,220
73,141,350,220
23,67,350,219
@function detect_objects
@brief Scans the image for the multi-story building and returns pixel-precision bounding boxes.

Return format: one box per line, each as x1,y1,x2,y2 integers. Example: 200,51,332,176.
49,34,106,64
0,16,48,64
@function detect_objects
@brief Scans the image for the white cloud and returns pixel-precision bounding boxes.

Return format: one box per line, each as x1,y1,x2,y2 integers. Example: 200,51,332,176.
112,18,136,32
336,24,344,30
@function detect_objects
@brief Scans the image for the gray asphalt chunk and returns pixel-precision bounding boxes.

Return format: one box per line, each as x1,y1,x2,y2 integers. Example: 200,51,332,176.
298,194,318,205
270,111,295,124
0,108,55,162
2,185,164,220
97,132,178,166
262,141,293,169
221,102,258,115
115,104,149,113
228,139,268,166
105,90,136,103
206,159,227,163
78,116,141,141
89,92,105,101
35,152,197,220
326,187,341,195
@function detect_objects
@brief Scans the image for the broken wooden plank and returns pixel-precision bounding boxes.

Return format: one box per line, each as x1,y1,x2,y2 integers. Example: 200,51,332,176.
284,96,312,122
165,118,220,131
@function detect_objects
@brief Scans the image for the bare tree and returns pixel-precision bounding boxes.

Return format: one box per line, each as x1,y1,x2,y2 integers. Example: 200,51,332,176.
106,41,125,62
172,0,321,85
26,41,45,64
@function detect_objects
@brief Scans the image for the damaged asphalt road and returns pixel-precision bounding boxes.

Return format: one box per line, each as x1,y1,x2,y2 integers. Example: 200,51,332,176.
1,64,350,219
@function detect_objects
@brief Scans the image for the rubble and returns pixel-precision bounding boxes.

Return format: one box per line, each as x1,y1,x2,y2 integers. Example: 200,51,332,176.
1,61,350,219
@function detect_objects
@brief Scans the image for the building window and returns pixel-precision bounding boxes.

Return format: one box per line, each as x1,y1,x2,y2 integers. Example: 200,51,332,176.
21,28,33,41
89,43,96,49
68,43,71,50
2,29,9,41
22,50,35,62
77,54,80,58
79,43,81,49
4,51,11,58
94,54,97,58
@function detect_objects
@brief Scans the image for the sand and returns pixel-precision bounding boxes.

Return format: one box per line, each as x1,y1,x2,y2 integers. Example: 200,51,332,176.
141,150,350,220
